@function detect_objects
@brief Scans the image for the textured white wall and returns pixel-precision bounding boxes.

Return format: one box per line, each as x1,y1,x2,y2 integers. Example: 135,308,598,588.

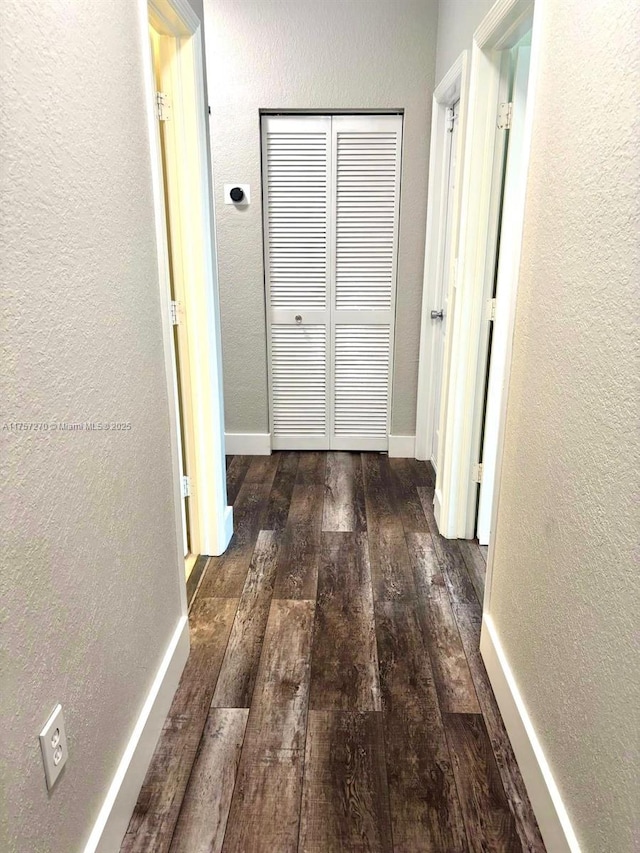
488,1,640,850
205,0,438,435
435,0,494,81
0,1,188,850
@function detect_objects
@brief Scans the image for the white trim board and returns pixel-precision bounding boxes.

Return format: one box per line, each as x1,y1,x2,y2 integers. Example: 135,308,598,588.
83,616,190,853
220,505,234,556
415,51,469,467
224,432,272,456
480,616,582,853
388,435,416,458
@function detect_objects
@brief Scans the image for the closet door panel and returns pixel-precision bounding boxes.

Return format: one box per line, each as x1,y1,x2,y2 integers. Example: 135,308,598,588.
330,115,403,451
263,115,331,449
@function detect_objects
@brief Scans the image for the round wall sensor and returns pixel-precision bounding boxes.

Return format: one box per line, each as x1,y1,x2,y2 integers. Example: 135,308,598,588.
230,186,245,203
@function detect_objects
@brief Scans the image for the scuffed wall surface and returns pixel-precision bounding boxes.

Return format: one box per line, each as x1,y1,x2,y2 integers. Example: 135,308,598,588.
205,0,438,435
0,1,184,850
435,0,494,81
489,1,640,850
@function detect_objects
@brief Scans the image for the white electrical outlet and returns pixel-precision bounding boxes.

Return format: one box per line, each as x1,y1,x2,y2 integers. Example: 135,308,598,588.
39,704,68,790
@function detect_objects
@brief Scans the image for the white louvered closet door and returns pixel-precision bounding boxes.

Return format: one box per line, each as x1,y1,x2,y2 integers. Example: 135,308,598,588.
263,115,331,450
330,115,402,450
263,114,402,451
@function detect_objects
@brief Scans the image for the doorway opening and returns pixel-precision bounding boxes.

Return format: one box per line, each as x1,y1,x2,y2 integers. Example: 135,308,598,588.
149,25,198,575
261,113,403,452
146,0,233,586
431,0,539,564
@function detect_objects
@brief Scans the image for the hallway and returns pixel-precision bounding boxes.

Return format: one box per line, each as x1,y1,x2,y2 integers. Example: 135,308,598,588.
123,451,544,852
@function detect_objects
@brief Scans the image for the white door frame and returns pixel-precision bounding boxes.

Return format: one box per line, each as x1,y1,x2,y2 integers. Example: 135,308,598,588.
434,0,541,542
143,0,233,571
415,51,469,473
476,43,532,545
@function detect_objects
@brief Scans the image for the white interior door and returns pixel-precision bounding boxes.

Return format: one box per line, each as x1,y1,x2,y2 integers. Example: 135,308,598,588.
476,46,532,545
263,114,402,452
431,100,459,465
263,115,332,450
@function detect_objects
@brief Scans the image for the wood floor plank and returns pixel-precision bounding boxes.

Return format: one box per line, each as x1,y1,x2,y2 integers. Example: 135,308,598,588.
241,600,314,753
322,451,367,532
221,600,314,853
388,457,430,533
243,452,281,487
309,532,381,711
364,456,416,602
299,710,393,853
169,709,249,853
198,482,271,598
362,453,404,535
368,528,416,602
186,555,209,609
211,531,279,708
273,484,324,600
375,598,467,852
170,597,240,720
479,543,489,562
295,450,327,484
264,451,299,531
122,715,205,853
459,539,487,605
418,487,546,852
444,712,521,853
407,457,436,487
122,598,238,853
406,531,480,714
225,455,251,505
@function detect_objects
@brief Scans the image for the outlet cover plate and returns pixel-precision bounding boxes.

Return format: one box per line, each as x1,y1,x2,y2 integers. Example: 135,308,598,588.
39,704,68,790
224,183,250,205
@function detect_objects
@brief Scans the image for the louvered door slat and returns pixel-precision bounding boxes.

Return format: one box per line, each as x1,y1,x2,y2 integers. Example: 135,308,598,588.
330,115,402,451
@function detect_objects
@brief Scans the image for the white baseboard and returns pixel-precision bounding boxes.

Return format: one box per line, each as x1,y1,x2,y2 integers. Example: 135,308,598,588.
388,434,416,458
83,615,190,853
480,615,581,853
224,433,416,458
224,432,271,455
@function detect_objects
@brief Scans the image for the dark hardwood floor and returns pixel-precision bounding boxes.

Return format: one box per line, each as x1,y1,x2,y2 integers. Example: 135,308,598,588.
122,451,545,853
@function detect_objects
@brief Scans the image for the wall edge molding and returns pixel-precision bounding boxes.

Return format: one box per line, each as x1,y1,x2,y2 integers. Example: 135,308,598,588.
219,505,234,556
83,616,190,853
480,615,582,853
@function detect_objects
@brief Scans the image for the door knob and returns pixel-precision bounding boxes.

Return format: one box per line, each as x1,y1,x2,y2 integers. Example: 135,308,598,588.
295,314,302,324
430,309,444,320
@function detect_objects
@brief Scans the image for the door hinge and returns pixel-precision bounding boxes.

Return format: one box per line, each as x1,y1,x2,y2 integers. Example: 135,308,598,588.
170,300,181,326
181,475,191,498
473,463,484,483
497,101,512,130
446,106,455,132
487,297,497,322
156,91,171,121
